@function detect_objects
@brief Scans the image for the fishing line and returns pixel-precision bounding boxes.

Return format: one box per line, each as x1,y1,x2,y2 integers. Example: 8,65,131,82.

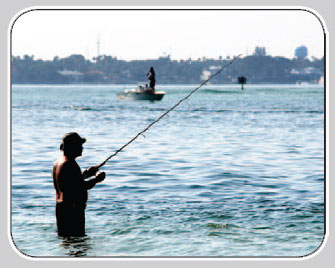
97,54,242,168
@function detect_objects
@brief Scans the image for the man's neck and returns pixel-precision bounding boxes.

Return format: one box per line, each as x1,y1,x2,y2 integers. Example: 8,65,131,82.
63,154,77,161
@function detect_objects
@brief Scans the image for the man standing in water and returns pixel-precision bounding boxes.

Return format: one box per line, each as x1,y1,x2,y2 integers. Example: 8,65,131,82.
52,132,106,237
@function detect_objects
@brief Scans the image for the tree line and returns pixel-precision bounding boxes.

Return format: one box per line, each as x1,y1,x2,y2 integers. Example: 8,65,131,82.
11,52,324,85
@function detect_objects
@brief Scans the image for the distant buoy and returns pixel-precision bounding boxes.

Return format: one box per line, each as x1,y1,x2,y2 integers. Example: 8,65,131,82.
238,76,247,90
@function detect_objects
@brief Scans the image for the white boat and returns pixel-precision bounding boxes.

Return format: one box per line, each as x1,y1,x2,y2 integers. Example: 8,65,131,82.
117,83,166,101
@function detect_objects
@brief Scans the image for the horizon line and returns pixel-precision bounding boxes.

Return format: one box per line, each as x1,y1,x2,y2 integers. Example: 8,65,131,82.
11,53,324,62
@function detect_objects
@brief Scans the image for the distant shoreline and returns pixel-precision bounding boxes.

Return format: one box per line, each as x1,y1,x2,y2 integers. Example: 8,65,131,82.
11,53,324,85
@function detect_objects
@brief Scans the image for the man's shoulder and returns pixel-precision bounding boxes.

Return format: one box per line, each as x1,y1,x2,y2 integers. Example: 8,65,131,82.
54,157,78,170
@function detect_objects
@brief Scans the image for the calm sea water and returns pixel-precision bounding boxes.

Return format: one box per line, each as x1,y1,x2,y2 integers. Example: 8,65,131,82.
11,84,325,257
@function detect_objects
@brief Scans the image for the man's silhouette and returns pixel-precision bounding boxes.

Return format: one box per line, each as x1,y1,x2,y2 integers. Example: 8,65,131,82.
52,132,105,236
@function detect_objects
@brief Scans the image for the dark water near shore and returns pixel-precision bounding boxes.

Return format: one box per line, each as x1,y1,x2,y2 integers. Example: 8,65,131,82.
11,84,324,257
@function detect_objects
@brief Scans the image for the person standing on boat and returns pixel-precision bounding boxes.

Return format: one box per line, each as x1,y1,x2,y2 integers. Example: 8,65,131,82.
52,132,106,237
147,67,156,93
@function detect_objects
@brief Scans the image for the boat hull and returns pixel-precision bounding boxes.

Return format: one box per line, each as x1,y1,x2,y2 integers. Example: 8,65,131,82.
117,91,165,101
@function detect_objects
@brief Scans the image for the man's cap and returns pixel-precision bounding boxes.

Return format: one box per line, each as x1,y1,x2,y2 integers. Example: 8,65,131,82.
61,132,86,147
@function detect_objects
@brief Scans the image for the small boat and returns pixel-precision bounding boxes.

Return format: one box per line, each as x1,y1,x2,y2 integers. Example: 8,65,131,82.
117,83,166,101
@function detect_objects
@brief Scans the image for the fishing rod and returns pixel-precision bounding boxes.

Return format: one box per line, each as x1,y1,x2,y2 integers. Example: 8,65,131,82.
97,54,242,169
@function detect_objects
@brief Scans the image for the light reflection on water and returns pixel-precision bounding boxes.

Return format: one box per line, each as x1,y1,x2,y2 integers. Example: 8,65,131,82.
11,84,324,257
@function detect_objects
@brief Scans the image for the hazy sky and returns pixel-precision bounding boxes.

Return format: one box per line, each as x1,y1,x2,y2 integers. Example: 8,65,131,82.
11,9,325,60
